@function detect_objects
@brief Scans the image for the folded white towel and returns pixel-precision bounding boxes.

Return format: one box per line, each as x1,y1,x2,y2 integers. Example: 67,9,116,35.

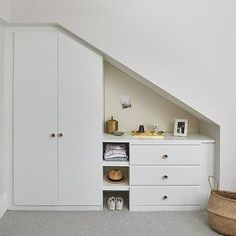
104,154,127,159
105,157,128,161
105,144,126,151
104,144,128,160
105,149,126,156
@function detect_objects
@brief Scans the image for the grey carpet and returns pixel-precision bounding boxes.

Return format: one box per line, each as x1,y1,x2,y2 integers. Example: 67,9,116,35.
0,210,220,236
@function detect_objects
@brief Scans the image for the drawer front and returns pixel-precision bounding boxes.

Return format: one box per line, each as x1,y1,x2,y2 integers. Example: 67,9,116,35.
130,186,200,206
130,166,200,186
130,145,201,165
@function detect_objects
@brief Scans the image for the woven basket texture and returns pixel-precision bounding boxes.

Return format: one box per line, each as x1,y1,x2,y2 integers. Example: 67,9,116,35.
208,190,236,236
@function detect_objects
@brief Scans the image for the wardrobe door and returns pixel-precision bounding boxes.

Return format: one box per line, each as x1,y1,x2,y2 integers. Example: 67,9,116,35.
58,33,103,205
14,31,58,205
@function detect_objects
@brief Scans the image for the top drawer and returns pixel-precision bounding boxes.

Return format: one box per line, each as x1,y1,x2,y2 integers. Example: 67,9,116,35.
130,144,201,165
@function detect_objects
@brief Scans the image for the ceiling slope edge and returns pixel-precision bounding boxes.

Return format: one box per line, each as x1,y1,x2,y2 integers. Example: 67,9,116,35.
2,21,219,125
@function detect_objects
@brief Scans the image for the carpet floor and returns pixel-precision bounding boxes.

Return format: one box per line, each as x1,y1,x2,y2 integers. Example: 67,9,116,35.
0,210,220,236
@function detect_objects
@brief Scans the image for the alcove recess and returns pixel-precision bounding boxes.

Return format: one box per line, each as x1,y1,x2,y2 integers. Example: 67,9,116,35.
104,61,199,134
103,59,220,180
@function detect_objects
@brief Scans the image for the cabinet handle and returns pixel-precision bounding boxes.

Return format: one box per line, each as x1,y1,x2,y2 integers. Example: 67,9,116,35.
50,133,56,138
58,133,63,137
162,175,168,180
162,154,168,159
163,195,168,200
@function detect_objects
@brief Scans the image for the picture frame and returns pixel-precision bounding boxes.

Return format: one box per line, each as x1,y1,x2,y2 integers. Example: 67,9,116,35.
174,119,188,137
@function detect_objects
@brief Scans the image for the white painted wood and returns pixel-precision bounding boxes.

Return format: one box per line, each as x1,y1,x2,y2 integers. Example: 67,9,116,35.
0,193,7,219
9,205,102,211
14,31,58,205
103,133,215,144
130,144,201,165
58,33,103,205
103,178,129,191
129,205,200,211
103,161,129,167
200,143,215,208
130,186,200,206
130,166,200,186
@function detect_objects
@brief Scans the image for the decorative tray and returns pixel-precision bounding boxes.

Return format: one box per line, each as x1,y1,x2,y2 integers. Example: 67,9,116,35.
131,130,164,137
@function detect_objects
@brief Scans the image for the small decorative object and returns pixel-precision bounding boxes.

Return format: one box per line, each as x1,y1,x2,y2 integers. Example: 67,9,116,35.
106,116,118,134
153,123,159,134
174,119,188,137
131,130,164,137
120,95,131,109
138,125,145,133
107,169,124,182
112,130,125,136
207,176,236,235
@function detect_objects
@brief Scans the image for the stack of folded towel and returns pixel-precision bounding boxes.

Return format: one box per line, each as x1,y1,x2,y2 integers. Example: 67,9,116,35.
104,144,128,161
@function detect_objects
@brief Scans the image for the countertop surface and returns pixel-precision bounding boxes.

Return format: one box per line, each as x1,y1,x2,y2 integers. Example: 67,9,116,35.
103,132,215,144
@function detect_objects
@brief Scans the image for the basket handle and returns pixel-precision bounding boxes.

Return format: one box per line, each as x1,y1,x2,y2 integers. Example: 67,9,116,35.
208,175,219,191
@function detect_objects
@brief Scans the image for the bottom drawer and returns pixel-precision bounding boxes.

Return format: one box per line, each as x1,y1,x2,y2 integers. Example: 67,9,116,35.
130,186,200,206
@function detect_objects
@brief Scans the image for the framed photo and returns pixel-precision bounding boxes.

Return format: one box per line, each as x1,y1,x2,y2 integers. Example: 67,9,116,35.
174,119,188,137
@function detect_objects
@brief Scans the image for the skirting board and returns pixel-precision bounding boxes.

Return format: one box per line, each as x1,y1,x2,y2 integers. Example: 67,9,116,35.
0,193,7,219
129,205,201,211
8,205,103,211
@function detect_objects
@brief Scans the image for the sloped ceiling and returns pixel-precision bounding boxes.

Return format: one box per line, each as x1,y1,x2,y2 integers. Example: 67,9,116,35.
8,0,236,126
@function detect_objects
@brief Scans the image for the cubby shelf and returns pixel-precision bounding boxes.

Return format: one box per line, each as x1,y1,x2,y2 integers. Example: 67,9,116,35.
103,178,129,191
102,161,129,167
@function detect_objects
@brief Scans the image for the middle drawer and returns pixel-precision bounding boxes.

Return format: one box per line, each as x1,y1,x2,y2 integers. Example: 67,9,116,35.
130,166,200,186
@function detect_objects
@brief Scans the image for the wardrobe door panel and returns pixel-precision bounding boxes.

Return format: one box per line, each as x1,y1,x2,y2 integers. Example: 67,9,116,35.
14,31,58,205
58,33,102,205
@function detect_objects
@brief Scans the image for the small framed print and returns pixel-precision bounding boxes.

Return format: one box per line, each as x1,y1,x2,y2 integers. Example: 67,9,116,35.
174,119,189,137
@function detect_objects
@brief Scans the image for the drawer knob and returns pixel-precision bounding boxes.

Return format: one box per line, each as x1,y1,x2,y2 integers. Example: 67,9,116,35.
50,133,56,138
163,195,168,200
162,175,168,180
162,154,168,159
58,133,63,137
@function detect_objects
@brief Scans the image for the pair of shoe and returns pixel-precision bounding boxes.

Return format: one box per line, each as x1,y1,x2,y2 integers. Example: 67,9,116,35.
107,197,124,211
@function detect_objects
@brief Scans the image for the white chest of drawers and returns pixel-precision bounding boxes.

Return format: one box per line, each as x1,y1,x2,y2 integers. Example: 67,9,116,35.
103,133,215,211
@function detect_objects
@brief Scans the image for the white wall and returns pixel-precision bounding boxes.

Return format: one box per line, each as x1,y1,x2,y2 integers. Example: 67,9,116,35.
0,23,5,198
105,62,198,133
0,0,9,21
7,0,236,190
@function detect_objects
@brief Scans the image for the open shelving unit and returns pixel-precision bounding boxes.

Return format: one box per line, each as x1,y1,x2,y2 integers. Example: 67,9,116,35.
102,141,130,210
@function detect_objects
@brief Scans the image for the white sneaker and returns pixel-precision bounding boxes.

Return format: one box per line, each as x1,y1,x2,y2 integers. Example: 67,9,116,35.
115,197,124,210
107,196,116,211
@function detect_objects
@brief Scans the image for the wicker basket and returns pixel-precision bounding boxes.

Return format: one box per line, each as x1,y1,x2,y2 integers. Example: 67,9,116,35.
207,176,236,236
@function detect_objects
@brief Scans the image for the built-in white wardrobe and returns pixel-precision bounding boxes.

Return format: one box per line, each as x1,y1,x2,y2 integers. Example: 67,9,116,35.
11,28,214,211
14,31,103,207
